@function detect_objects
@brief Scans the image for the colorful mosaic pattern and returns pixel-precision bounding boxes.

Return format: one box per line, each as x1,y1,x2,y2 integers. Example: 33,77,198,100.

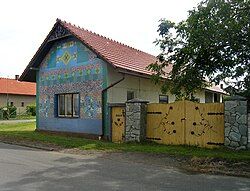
38,38,105,120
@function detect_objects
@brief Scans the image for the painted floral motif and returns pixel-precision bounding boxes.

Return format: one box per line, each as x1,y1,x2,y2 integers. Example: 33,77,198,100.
38,38,105,120
83,95,102,119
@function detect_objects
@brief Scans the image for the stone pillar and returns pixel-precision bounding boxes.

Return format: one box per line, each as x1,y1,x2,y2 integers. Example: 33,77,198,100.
125,98,148,142
225,96,248,150
248,113,250,149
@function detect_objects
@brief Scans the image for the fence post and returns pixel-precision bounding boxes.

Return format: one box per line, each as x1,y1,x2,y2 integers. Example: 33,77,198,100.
224,96,248,150
125,98,149,142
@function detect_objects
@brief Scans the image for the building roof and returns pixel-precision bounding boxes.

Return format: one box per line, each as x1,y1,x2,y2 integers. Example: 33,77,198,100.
60,20,172,76
19,19,224,94
0,78,36,96
19,19,172,82
206,85,226,94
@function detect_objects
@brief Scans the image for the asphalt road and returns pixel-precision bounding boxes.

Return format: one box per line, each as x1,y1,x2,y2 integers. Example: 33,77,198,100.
0,143,249,191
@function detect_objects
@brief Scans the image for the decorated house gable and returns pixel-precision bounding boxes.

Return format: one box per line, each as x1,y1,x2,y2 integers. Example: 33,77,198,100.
37,37,107,134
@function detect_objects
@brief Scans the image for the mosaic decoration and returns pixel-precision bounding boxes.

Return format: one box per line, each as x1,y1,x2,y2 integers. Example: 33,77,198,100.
82,95,101,118
38,38,105,121
48,24,71,41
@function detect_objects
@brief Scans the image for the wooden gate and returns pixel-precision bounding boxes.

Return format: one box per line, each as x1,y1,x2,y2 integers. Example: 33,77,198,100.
146,100,224,148
111,106,125,142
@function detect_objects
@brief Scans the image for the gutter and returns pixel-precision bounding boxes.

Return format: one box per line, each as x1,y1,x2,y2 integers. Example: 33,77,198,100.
101,74,125,138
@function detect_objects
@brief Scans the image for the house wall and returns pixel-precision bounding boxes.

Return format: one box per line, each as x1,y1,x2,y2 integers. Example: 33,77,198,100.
107,64,207,104
37,38,107,134
0,94,35,114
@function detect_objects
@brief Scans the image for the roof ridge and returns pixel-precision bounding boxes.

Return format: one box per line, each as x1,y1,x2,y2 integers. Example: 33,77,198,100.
57,19,155,57
0,77,36,83
0,77,16,80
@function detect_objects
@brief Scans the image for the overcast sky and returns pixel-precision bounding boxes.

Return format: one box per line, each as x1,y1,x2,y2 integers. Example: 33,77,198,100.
0,0,201,78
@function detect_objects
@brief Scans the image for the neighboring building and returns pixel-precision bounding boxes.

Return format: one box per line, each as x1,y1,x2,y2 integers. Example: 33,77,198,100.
0,76,36,114
19,19,225,138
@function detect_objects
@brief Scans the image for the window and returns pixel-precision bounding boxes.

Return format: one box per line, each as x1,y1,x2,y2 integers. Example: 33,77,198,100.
58,93,79,117
127,91,134,101
214,93,220,103
159,95,169,103
10,102,14,107
21,102,24,107
205,91,213,103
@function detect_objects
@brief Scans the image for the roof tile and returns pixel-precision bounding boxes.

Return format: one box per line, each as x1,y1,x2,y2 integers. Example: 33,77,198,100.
0,78,36,96
59,19,173,76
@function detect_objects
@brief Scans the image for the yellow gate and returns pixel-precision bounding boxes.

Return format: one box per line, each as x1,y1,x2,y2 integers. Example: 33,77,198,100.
146,100,224,148
111,106,125,142
185,101,224,147
147,101,185,145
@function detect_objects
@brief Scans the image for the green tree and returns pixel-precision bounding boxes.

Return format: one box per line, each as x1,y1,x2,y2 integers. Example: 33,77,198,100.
148,0,250,99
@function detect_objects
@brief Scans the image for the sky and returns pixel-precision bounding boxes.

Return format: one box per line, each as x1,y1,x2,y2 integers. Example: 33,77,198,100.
0,0,201,78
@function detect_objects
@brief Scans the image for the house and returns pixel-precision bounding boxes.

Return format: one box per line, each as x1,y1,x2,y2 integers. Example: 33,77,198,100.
0,76,36,114
19,19,225,138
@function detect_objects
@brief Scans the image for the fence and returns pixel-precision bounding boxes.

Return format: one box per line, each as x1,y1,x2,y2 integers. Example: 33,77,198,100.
110,97,249,150
146,100,224,148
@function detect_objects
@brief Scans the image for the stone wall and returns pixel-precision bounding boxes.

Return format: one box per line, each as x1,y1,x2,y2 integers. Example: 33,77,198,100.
248,113,250,149
225,96,248,150
125,99,148,142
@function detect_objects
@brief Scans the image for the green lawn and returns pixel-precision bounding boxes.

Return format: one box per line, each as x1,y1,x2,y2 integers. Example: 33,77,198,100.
0,122,249,162
12,115,36,120
1,115,36,120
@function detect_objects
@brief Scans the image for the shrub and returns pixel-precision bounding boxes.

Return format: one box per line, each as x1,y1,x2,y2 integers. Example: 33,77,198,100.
0,106,17,119
0,109,3,120
26,104,36,116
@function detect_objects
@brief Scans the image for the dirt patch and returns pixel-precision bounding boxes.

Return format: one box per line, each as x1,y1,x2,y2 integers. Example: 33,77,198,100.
0,136,63,151
182,156,250,177
100,152,250,178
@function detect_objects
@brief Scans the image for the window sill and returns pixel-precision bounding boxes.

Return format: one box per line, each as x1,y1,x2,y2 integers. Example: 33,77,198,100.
57,116,79,119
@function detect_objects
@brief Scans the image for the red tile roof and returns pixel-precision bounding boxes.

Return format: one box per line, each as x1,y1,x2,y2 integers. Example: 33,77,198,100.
20,19,223,94
59,19,173,76
206,85,227,94
0,78,36,96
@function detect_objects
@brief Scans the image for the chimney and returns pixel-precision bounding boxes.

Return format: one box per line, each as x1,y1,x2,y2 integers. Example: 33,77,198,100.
15,75,19,80
220,84,223,89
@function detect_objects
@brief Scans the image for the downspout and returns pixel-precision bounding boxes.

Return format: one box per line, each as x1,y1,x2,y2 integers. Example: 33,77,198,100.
101,74,125,138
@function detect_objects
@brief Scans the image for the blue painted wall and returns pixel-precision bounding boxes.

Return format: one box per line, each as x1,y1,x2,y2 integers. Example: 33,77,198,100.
37,38,107,134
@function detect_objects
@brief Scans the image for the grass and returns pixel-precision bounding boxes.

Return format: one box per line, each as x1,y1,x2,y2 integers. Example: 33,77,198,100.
0,122,249,162
0,115,36,120
12,115,36,120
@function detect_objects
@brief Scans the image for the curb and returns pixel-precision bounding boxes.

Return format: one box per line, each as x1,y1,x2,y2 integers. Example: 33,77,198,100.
1,141,54,151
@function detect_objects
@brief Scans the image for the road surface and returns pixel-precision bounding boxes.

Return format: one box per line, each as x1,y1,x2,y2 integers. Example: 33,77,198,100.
0,143,249,191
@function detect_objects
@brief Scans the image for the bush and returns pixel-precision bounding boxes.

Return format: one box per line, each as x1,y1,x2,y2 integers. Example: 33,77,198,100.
0,106,17,119
0,109,3,120
26,104,36,116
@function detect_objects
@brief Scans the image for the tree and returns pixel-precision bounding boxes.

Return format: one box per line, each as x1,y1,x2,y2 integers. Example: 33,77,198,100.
148,0,250,99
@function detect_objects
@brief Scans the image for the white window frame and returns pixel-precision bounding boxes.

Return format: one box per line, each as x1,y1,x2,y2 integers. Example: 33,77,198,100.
57,93,80,118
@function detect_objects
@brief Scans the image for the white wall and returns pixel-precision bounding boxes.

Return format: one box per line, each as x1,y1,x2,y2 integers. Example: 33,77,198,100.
107,65,208,104
0,94,36,114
